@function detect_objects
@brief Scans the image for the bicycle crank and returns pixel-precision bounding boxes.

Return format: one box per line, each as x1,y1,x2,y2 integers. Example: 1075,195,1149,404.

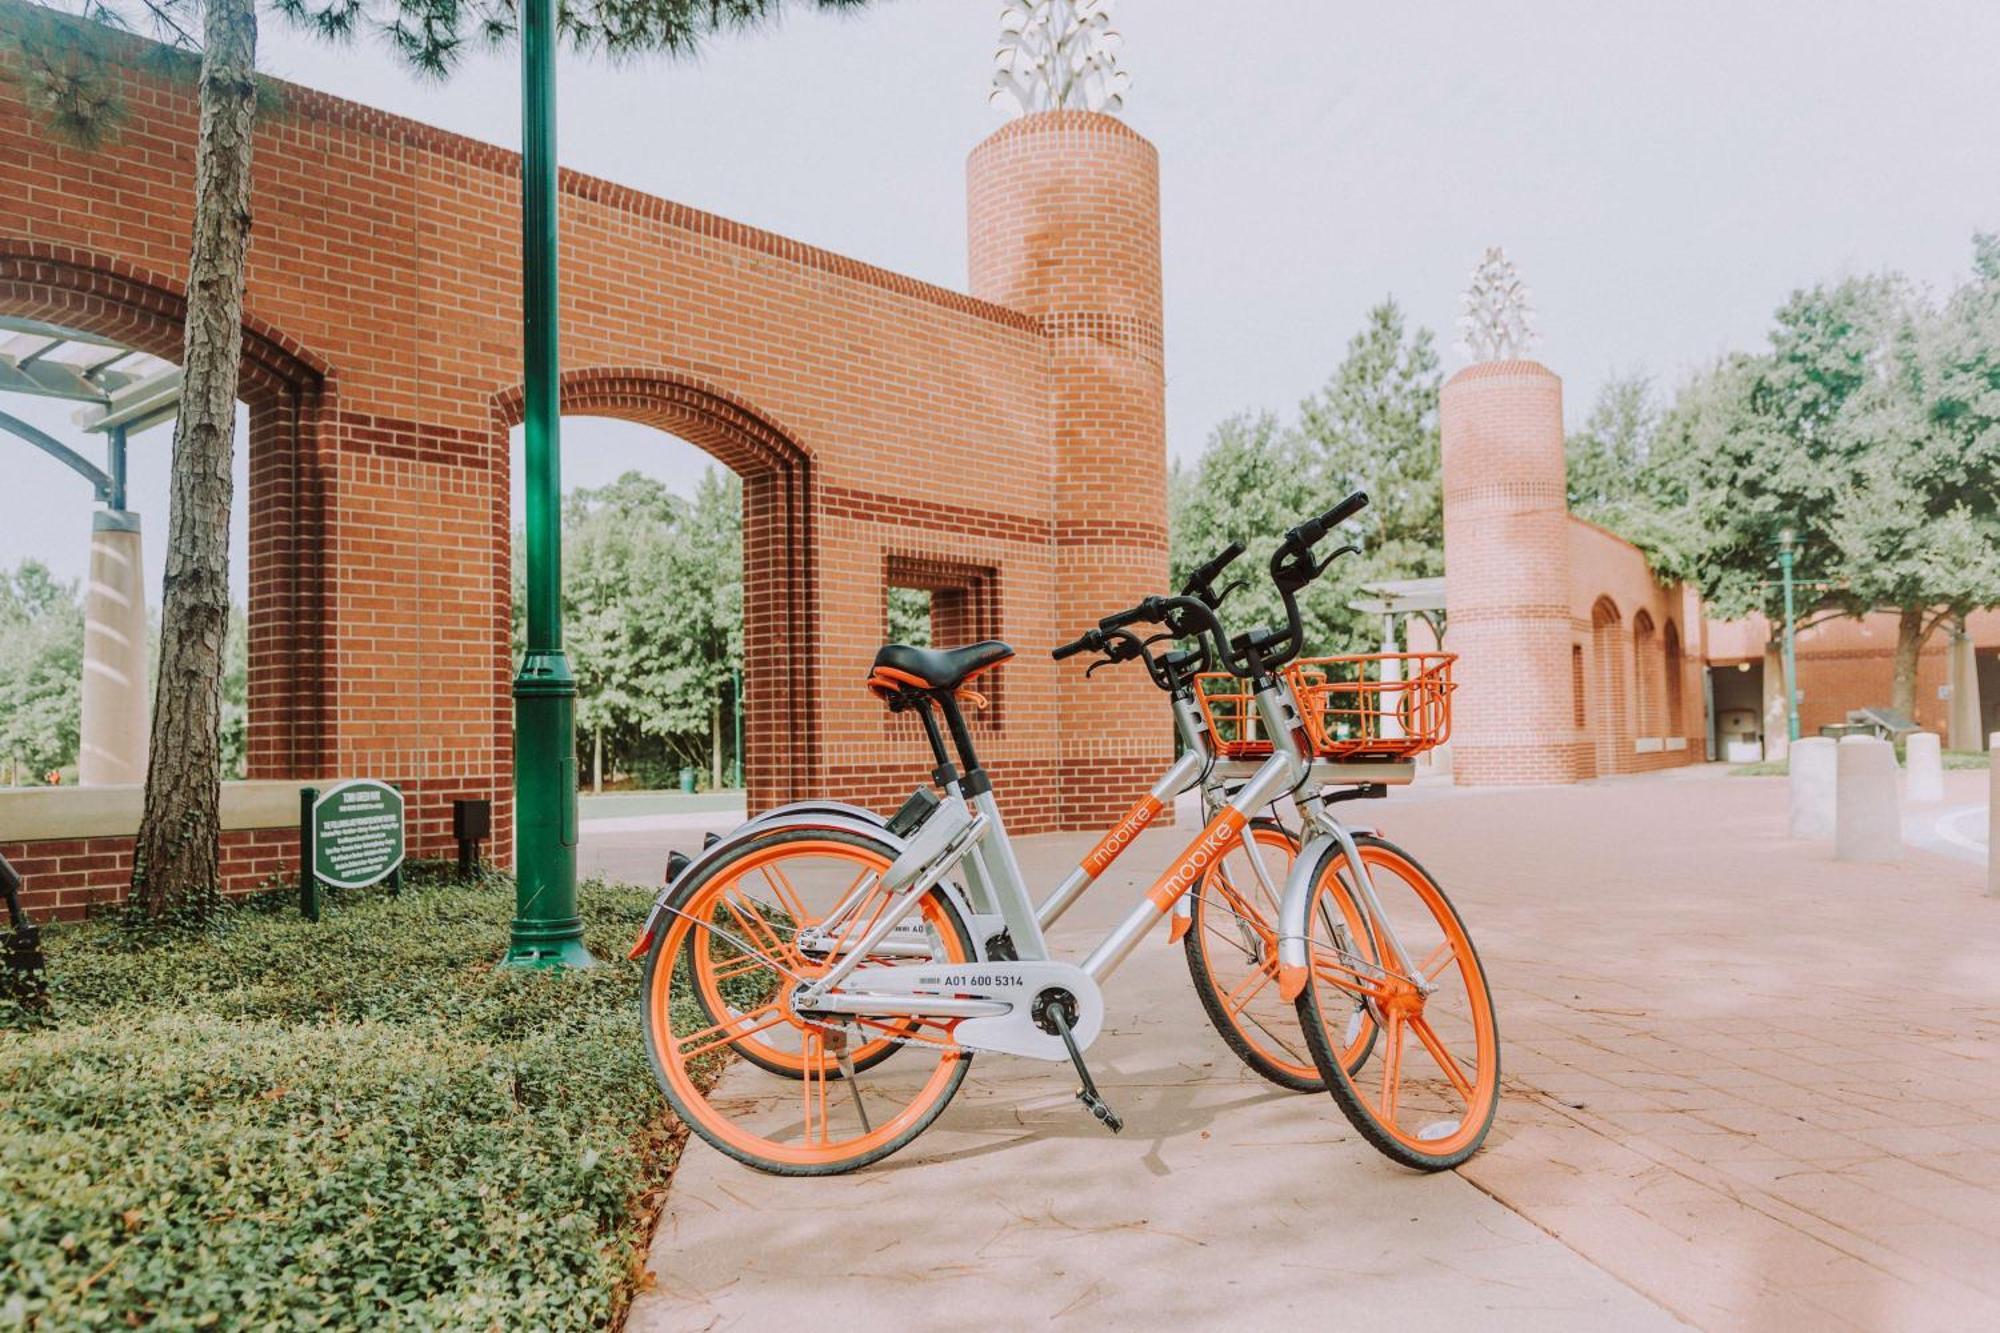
1035,987,1123,1135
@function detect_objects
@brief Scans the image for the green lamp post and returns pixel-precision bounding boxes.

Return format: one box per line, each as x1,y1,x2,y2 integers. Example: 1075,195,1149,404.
504,0,593,969
1778,527,1801,744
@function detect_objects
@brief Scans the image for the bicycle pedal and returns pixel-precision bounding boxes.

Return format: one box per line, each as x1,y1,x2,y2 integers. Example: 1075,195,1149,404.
1076,1087,1124,1135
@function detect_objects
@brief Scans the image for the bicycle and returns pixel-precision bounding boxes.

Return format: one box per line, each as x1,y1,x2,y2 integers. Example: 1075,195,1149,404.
633,494,1499,1174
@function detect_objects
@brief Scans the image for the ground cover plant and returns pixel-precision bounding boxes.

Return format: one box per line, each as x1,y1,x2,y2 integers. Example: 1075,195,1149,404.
0,868,689,1330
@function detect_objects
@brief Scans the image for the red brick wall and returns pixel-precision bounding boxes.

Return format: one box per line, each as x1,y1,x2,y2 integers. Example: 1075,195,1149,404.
0,16,1169,907
967,113,1171,824
1441,361,1586,784
3,829,295,921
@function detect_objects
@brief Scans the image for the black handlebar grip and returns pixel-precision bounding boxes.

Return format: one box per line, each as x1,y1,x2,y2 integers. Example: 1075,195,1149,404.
1186,540,1246,590
1289,490,1370,548
1052,635,1093,661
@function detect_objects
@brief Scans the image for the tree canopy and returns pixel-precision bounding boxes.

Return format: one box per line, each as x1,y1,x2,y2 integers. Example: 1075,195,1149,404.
0,561,84,780
1171,299,1442,652
1575,237,2000,712
514,467,743,785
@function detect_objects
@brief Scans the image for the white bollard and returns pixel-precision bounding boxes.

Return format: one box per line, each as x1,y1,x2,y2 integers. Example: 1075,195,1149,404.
1905,731,1944,804
1989,733,2000,898
1835,736,1901,863
1788,736,1837,839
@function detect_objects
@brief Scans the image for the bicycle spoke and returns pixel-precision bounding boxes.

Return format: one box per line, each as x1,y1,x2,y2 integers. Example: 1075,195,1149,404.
1417,941,1456,982
1409,1014,1475,1101
1378,1014,1404,1122
1221,961,1276,1016
678,1003,788,1061
718,890,803,971
762,865,811,926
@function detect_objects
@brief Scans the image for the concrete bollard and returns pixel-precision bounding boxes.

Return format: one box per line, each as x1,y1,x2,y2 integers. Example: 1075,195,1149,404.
1788,736,1837,839
1835,736,1901,863
1989,733,2000,898
1905,731,1945,804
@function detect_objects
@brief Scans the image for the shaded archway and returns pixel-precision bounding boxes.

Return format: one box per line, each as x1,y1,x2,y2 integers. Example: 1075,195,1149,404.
1633,610,1659,743
0,241,334,782
493,368,816,811
1663,620,1685,739
1590,596,1625,777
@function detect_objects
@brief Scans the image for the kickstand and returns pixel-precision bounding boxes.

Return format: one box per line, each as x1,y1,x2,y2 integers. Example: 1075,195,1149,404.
1043,1003,1123,1135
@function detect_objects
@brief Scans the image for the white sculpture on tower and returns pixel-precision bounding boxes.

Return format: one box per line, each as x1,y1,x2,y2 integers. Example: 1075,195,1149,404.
1457,246,1539,363
989,0,1129,117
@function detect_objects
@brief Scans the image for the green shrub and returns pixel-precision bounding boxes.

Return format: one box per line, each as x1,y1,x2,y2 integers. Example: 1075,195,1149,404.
0,870,678,1331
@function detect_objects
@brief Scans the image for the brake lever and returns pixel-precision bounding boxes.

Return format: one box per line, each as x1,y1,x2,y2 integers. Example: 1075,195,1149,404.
1215,578,1248,607
1085,657,1117,678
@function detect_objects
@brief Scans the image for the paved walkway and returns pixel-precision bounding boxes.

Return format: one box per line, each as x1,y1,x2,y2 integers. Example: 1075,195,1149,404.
617,767,2000,1332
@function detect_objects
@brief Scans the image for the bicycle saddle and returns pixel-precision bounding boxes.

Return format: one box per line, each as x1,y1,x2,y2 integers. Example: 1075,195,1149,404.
872,640,1014,691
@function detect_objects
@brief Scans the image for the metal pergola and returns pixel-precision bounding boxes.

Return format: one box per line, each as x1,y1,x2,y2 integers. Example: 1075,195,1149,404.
0,317,182,511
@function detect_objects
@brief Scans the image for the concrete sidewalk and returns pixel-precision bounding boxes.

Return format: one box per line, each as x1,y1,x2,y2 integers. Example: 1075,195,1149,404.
621,768,2000,1331
624,816,1680,1331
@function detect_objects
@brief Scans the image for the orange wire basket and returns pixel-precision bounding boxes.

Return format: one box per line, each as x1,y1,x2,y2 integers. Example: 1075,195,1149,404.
1195,653,1456,761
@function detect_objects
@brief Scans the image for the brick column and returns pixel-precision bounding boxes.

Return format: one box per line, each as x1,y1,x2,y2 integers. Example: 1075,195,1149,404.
967,111,1169,828
1441,360,1582,784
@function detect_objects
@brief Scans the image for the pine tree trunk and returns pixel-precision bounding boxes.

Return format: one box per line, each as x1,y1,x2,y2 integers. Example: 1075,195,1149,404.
131,0,258,919
1890,606,1927,720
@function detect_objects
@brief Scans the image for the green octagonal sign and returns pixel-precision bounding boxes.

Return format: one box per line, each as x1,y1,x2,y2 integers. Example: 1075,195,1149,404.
311,780,406,890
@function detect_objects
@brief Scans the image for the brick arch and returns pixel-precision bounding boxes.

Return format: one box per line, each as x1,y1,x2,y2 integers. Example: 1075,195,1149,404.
1633,609,1659,740
1589,596,1625,777
0,239,335,783
1663,619,1685,736
491,367,818,806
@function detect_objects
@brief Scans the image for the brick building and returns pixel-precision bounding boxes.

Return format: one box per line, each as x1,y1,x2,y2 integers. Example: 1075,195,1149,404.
1439,357,1996,784
0,20,1167,917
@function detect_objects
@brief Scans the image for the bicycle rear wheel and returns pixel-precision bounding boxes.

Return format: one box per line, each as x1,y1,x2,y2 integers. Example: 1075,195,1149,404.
1184,819,1377,1089
642,828,975,1176
1294,835,1500,1170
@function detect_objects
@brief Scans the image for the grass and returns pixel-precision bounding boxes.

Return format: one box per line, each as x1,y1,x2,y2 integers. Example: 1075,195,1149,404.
0,866,688,1331
1728,748,1992,777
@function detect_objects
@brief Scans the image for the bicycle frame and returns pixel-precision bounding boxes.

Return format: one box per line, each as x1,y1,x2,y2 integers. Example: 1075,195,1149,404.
794,679,1316,1018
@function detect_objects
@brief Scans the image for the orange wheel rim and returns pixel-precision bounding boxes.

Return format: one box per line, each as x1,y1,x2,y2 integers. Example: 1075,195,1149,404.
1308,845,1497,1159
689,851,906,1073
1194,827,1372,1081
648,839,969,1169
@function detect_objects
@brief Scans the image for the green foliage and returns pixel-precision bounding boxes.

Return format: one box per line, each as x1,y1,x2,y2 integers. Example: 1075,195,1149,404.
1607,241,2000,693
0,560,84,780
1,869,680,1329
1172,299,1443,653
885,586,931,647
516,468,743,784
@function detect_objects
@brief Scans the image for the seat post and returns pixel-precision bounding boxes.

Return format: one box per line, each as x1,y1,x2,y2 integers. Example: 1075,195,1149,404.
936,694,988,795
912,699,959,787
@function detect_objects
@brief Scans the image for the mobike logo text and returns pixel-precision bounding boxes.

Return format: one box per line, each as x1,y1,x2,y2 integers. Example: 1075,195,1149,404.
1145,809,1248,911
1080,796,1164,878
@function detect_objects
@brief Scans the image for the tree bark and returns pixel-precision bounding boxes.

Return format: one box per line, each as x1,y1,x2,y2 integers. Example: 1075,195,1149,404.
131,0,258,919
1890,605,1929,720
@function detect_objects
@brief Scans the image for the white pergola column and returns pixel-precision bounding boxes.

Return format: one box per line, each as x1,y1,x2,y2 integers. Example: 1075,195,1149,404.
79,509,149,786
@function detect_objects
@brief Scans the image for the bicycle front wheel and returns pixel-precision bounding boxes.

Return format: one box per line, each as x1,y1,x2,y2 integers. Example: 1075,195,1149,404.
642,827,975,1176
1294,835,1500,1170
1184,819,1377,1090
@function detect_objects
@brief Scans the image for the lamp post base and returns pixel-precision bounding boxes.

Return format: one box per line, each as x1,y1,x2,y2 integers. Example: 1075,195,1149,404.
499,927,597,971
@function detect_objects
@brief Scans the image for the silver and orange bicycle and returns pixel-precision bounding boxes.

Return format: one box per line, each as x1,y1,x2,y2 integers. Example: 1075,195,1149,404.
632,493,1499,1175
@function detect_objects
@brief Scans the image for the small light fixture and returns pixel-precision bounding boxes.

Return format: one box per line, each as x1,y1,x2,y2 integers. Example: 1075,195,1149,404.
1737,662,1751,673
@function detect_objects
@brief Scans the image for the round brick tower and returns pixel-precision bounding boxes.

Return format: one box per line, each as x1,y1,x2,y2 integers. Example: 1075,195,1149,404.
1440,360,1583,784
967,111,1168,825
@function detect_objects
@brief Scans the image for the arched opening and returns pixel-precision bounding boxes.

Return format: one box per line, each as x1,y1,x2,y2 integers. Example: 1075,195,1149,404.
1590,596,1624,777
0,244,330,787
495,369,815,815
1633,610,1659,746
1663,620,1685,739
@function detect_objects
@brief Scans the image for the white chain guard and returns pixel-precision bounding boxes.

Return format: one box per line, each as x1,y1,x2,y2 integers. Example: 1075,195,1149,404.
846,960,1104,1061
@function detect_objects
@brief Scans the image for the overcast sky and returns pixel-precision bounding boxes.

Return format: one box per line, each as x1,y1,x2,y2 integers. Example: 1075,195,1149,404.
5,0,1998,601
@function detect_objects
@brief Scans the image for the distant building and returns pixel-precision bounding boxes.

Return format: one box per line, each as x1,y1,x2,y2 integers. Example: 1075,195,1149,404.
1433,359,1991,784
